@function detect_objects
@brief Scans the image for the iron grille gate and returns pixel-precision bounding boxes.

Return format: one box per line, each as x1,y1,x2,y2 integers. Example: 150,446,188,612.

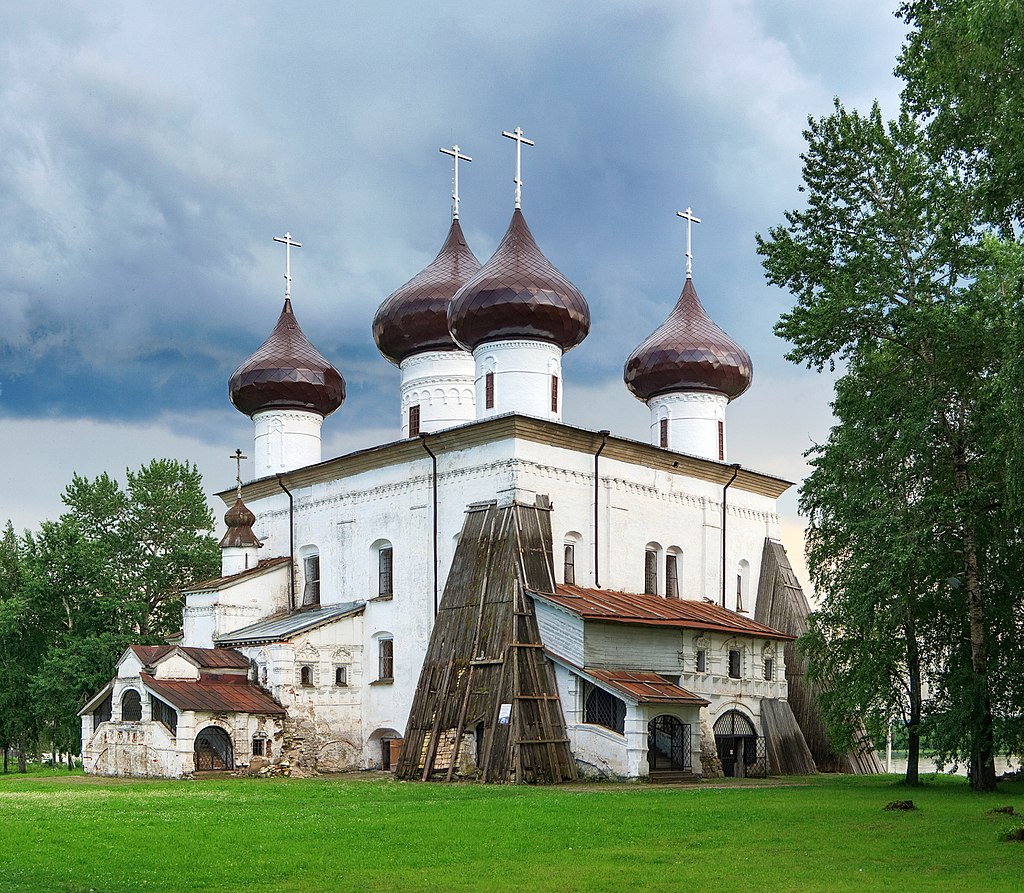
647,715,692,772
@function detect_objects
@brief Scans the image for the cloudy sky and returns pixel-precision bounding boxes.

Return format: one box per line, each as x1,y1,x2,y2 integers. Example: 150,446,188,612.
0,1,909,582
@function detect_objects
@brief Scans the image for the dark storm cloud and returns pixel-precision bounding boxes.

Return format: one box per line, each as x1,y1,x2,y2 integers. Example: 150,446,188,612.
0,0,905,440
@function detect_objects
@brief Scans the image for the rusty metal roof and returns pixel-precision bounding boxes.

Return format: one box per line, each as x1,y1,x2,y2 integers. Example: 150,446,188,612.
216,601,365,646
448,209,590,352
624,277,752,401
129,644,177,666
142,673,285,714
586,668,709,706
373,218,481,365
129,644,251,671
532,585,795,641
186,556,290,593
229,297,346,418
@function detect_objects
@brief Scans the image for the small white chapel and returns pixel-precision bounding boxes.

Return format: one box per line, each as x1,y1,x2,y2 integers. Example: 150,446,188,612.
80,129,863,782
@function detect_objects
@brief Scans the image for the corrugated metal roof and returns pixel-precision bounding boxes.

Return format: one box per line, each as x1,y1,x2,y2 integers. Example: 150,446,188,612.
215,601,365,645
586,668,709,706
532,585,795,641
186,556,290,593
142,674,285,715
129,644,251,670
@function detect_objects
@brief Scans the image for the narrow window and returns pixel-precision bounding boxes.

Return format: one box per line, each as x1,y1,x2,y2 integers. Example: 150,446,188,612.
665,553,679,598
260,666,268,686
252,737,266,757
563,543,576,586
764,657,774,681
379,638,394,680
728,649,741,679
551,375,559,412
718,420,725,461
659,418,668,448
485,371,495,409
644,549,658,595
378,546,394,597
300,665,313,687
408,404,421,437
696,649,707,673
335,666,347,687
121,690,142,722
303,554,320,607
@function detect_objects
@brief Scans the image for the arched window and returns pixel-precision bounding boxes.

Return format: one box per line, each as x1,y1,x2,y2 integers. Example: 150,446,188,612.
335,666,348,687
300,545,320,607
728,646,743,679
408,404,421,437
300,665,313,687
368,539,395,598
736,559,750,612
121,690,142,722
665,547,682,599
563,531,582,586
644,542,663,595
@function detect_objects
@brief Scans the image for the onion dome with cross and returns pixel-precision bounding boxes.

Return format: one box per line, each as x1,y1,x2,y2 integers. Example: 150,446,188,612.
229,235,345,419
230,234,345,478
373,145,482,366
447,128,590,354
624,209,751,461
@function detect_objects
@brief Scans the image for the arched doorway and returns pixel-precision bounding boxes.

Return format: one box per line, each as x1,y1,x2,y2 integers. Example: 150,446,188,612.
194,726,234,771
647,715,691,772
713,710,760,778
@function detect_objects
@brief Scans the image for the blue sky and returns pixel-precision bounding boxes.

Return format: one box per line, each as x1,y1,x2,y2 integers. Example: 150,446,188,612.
0,1,909,580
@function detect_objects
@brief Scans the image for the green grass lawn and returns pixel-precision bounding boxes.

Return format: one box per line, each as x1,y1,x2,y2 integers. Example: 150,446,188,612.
1,771,1021,893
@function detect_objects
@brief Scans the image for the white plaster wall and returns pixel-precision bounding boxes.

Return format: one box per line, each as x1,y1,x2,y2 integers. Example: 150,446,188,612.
399,350,476,435
648,391,729,461
473,340,563,422
222,544,261,576
225,426,786,773
183,565,290,648
154,654,200,680
252,408,324,478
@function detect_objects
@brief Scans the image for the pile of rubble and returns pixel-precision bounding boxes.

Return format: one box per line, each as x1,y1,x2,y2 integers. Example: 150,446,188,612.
244,757,294,778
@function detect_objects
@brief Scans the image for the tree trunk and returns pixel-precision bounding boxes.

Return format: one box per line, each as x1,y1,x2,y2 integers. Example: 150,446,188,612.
3,746,8,774
956,451,997,792
17,743,27,773
904,611,923,786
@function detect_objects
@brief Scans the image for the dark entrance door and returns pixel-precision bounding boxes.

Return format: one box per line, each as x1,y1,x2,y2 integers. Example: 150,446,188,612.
647,715,691,771
194,726,234,771
713,711,757,778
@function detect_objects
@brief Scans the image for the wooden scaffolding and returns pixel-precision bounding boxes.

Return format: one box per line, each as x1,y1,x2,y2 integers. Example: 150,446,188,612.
756,538,882,774
396,498,578,784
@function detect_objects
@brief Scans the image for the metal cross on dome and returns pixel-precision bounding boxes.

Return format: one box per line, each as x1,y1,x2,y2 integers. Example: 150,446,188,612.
439,144,472,221
230,448,247,499
502,126,535,209
273,232,302,301
676,207,702,279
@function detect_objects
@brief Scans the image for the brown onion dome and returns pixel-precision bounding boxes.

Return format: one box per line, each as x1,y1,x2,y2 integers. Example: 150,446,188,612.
372,218,481,365
218,497,262,549
447,209,590,352
229,298,345,417
624,277,753,401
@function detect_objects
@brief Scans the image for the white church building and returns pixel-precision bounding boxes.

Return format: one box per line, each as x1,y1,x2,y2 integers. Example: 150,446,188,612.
81,132,826,782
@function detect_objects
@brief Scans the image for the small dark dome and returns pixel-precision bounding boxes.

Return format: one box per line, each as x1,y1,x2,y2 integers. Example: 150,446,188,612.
448,209,590,353
219,497,262,549
229,298,345,418
373,219,481,365
624,278,752,401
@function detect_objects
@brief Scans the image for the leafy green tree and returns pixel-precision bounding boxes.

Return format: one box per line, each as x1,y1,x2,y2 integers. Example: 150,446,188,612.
758,99,1022,790
898,0,1024,231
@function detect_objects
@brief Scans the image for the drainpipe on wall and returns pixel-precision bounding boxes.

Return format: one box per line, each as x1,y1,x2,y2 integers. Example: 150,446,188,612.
593,430,610,588
419,433,439,618
721,463,741,608
276,474,295,612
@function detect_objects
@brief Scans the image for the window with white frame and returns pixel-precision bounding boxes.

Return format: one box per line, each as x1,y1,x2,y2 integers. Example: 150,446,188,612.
372,540,394,598
302,550,320,607
728,648,742,679
378,637,394,681
644,543,662,595
665,548,682,598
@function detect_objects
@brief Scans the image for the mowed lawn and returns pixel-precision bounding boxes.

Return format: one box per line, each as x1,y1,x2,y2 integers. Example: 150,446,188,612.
1,770,1021,893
